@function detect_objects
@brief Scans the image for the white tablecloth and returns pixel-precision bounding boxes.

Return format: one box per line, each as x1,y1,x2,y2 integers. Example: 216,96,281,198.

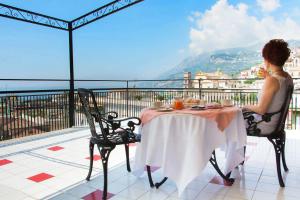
134,109,247,195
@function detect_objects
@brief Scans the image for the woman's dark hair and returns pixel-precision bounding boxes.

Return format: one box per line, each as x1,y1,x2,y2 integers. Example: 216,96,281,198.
262,39,291,67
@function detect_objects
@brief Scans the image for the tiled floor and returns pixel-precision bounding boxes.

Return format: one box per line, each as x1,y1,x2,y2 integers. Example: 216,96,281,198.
1,128,300,200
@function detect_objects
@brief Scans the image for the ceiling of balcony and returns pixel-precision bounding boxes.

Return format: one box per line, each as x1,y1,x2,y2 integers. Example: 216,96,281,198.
0,0,118,21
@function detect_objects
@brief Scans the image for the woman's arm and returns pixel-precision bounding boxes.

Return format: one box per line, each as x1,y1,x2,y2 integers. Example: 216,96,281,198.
243,76,279,115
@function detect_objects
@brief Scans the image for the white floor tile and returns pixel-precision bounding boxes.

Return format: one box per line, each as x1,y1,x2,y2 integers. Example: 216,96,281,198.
117,187,147,199
65,185,95,198
137,190,169,200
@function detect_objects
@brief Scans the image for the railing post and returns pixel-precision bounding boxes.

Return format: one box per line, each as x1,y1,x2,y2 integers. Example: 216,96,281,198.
126,81,129,117
68,22,75,127
198,79,202,99
239,90,242,107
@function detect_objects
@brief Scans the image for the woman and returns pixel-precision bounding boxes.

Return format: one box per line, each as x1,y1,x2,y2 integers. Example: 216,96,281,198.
243,39,293,134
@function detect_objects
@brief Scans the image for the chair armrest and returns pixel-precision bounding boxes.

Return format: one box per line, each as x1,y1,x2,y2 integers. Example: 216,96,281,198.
243,109,281,136
261,110,281,122
242,110,256,118
102,111,118,119
106,117,141,125
243,109,281,123
105,117,141,132
242,110,257,125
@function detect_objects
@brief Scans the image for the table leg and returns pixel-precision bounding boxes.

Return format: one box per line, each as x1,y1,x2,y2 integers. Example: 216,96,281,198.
146,165,154,187
209,150,234,185
146,165,168,188
155,177,168,188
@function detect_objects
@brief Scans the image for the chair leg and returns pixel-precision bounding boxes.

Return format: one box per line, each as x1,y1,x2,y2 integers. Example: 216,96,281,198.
125,144,131,172
86,141,94,181
268,137,285,187
99,147,112,200
281,133,289,172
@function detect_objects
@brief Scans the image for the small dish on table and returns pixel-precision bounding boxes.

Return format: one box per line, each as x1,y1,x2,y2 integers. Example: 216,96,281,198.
221,99,233,107
222,104,234,107
149,107,159,110
205,102,222,109
157,108,173,112
190,105,206,110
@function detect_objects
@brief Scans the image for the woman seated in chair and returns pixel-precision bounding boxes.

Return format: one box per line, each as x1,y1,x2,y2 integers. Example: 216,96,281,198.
243,39,294,134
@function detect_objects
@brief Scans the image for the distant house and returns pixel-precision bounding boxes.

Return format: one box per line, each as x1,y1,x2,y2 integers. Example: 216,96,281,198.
239,65,261,79
285,47,300,78
193,70,233,89
183,72,193,88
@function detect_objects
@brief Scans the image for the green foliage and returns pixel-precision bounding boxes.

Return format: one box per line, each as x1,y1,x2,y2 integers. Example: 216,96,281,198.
244,79,255,84
233,92,258,105
134,95,143,101
156,95,165,101
249,93,258,101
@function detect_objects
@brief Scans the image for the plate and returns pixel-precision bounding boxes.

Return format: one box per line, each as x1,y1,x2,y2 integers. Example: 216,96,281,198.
157,108,173,112
222,104,234,107
205,105,222,109
191,106,206,110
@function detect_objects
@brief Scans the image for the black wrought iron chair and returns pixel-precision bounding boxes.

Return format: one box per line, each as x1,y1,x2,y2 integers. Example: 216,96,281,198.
243,85,294,187
78,88,141,200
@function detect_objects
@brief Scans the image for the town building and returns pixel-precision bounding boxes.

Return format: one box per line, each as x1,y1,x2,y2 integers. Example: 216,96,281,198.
285,47,300,78
183,72,193,88
183,70,235,89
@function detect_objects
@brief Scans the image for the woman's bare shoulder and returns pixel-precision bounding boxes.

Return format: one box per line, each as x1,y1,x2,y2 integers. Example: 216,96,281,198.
266,75,278,82
265,76,280,90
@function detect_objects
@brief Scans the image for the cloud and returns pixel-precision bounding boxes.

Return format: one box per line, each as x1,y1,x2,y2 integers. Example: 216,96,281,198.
257,0,280,12
178,49,185,54
188,11,201,22
189,0,300,54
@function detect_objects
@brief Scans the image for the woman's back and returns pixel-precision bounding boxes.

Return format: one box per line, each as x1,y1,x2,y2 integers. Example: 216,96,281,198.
257,73,293,134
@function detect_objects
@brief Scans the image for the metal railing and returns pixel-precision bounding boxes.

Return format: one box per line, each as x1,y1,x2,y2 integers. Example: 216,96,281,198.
74,88,299,130
0,90,70,140
1,78,300,141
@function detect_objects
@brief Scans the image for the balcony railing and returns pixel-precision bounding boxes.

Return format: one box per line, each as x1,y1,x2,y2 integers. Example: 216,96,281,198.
1,79,299,141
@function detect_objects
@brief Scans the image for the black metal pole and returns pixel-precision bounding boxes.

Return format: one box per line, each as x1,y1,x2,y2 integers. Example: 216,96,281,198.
68,23,75,127
126,81,129,117
198,79,202,99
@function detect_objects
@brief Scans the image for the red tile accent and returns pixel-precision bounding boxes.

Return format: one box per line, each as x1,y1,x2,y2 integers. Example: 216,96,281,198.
144,166,160,172
48,146,64,151
209,176,233,186
82,189,114,200
0,159,12,166
27,173,54,183
86,155,101,161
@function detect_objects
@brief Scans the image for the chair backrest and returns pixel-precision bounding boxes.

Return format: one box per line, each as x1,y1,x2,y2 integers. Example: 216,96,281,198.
272,84,294,135
78,88,105,139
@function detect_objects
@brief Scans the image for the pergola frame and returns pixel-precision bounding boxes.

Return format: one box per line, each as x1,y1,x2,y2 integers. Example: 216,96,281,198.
0,0,144,127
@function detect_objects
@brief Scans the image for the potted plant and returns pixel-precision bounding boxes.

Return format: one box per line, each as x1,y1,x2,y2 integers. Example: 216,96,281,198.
134,95,143,108
153,94,165,108
134,95,143,101
156,95,165,101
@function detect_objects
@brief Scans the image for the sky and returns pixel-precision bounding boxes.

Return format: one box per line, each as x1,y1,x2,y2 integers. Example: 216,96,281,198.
1,0,300,89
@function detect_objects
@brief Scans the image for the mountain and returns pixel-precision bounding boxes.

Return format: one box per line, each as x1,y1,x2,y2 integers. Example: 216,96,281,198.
144,40,300,88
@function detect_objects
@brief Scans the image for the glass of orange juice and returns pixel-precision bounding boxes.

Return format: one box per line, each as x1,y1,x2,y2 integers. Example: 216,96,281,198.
257,67,265,78
173,97,184,110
